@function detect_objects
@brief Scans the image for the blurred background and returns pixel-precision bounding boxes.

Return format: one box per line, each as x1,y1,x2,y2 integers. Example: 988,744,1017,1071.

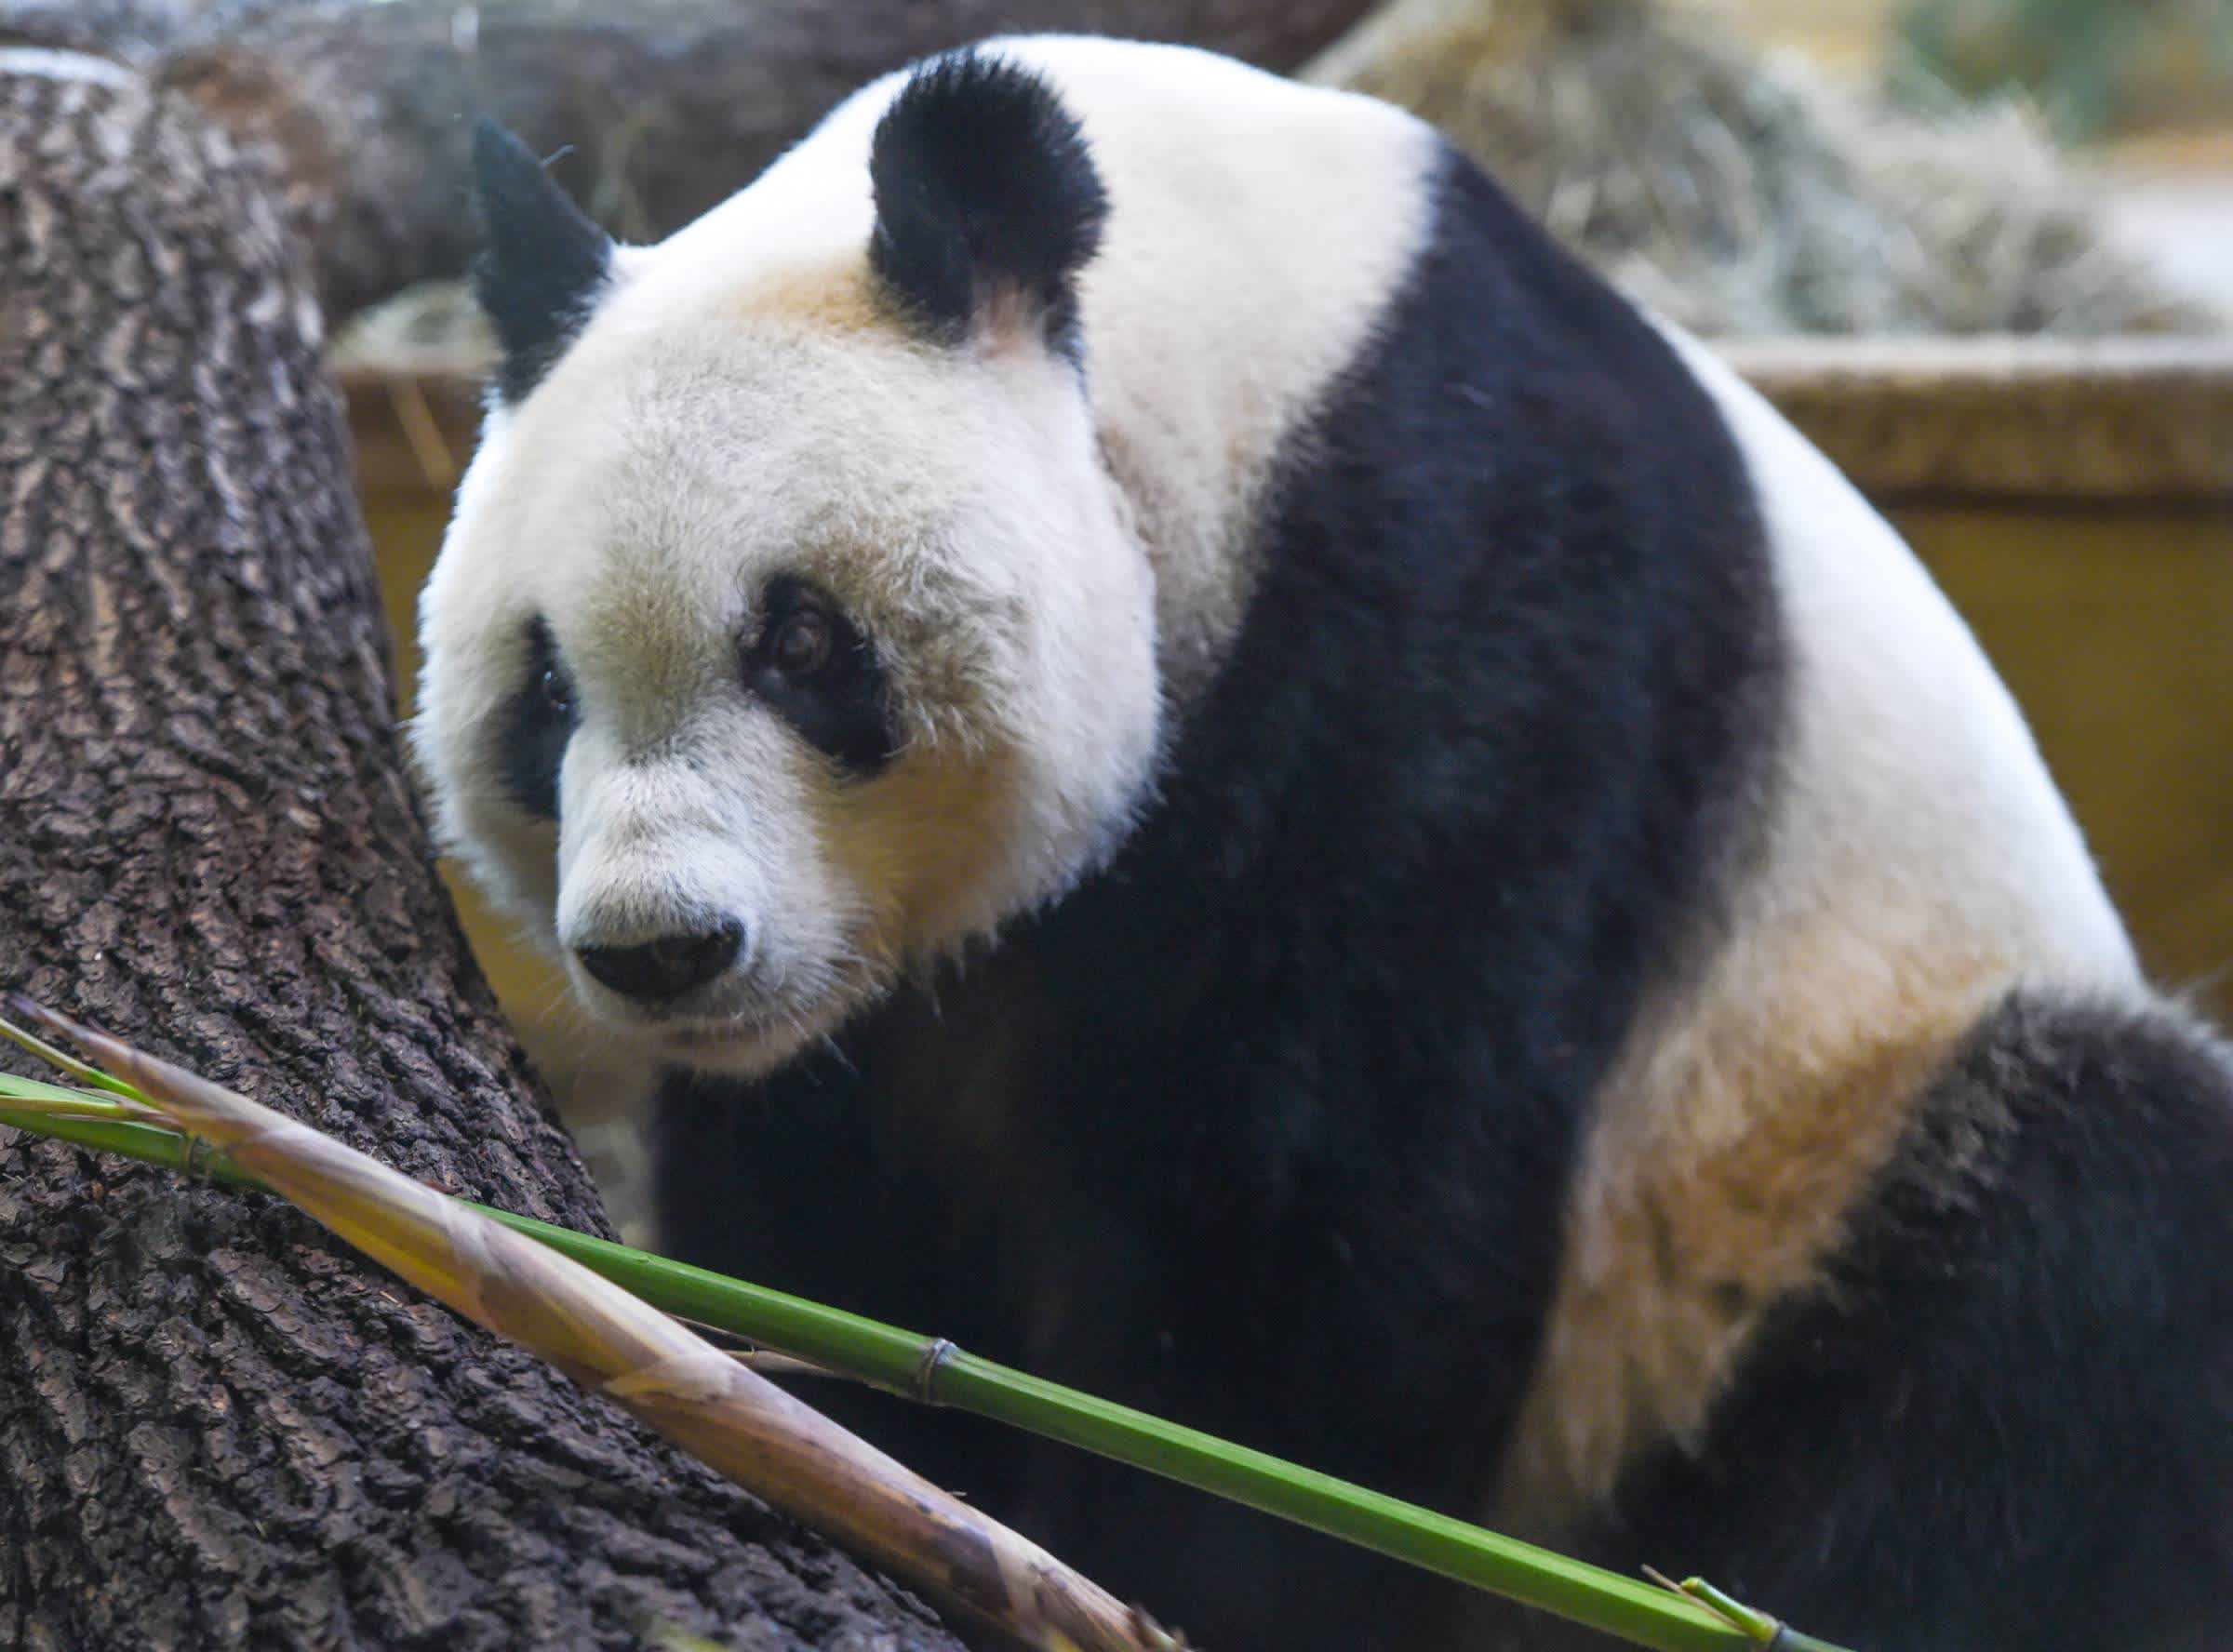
323,0,2233,1230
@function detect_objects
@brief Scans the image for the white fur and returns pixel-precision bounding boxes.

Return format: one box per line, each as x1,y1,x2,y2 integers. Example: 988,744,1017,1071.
1497,321,2141,1535
1664,323,2135,995
415,39,1432,1074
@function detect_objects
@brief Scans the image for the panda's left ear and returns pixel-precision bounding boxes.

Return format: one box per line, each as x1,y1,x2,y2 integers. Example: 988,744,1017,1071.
867,51,1108,361
469,117,614,404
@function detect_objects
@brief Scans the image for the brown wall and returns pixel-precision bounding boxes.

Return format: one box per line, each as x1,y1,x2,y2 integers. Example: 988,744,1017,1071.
1905,502,2233,1008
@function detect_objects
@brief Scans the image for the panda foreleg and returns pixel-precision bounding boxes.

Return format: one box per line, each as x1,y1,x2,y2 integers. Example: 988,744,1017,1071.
650,1046,1037,1510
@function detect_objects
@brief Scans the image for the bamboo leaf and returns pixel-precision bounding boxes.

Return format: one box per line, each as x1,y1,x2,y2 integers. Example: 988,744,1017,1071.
0,1075,136,1114
0,1007,141,1096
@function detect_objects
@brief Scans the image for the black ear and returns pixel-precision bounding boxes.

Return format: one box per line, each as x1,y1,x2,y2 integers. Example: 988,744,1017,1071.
867,52,1108,360
469,117,613,403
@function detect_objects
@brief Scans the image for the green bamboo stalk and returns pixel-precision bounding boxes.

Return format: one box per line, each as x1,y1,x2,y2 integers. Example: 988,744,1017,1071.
0,1059,1846,1652
0,1104,263,1189
468,1205,1754,1650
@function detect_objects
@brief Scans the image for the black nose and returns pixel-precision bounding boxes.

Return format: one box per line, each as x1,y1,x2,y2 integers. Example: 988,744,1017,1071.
575,921,743,1004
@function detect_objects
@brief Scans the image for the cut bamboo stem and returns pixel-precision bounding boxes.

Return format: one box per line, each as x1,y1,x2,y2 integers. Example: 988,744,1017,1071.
0,1001,1175,1652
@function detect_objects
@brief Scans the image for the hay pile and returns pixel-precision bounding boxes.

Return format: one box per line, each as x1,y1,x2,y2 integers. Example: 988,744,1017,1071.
1304,0,2216,337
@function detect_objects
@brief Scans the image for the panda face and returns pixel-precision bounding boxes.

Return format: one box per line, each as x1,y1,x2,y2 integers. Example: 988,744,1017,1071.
416,63,1159,1076
422,40,1436,1075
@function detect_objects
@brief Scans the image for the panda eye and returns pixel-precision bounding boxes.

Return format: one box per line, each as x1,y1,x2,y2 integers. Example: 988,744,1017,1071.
499,617,577,822
770,607,835,680
539,664,574,715
745,577,899,777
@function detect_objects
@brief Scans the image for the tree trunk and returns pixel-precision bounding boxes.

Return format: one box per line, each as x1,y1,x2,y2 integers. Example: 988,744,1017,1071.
2,0,1376,325
0,59,965,1652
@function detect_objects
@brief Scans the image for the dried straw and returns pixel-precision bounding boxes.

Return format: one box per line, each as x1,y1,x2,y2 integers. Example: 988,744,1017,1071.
1304,0,2216,337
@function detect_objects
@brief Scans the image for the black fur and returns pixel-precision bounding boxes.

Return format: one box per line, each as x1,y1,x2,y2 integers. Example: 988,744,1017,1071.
469,117,612,404
742,576,900,777
867,52,1108,359
497,617,576,820
1576,992,2233,1652
661,140,1784,1651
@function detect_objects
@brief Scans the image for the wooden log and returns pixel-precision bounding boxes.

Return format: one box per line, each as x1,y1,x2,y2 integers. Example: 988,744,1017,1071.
0,53,964,1651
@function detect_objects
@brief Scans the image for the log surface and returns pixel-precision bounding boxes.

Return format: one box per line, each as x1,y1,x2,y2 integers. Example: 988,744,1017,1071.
0,59,961,1652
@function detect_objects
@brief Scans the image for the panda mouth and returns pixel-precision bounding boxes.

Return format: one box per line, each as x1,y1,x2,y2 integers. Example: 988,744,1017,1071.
650,994,860,1075
651,1019,805,1077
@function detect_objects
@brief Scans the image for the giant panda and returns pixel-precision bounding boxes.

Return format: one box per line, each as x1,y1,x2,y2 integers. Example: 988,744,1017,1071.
414,36,2233,1652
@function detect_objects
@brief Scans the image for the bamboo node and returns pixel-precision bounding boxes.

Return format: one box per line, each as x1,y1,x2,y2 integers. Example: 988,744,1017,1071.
915,1336,958,1405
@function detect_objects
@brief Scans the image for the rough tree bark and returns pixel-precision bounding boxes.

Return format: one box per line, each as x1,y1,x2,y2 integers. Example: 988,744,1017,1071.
2,0,1376,325
0,60,969,1652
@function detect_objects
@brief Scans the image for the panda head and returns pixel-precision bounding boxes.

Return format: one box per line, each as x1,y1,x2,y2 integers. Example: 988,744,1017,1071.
415,52,1159,1076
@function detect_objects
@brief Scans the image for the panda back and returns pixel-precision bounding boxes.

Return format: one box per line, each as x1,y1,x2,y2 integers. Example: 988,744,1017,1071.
991,37,2147,1545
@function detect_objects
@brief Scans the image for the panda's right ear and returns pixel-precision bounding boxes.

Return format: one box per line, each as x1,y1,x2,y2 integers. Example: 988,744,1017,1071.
469,117,613,405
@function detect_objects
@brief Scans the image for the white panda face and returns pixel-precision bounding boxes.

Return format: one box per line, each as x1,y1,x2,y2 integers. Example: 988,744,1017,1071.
415,65,1160,1076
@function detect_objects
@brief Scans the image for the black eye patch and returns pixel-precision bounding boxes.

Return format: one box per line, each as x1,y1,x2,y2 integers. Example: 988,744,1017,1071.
742,576,900,777
497,616,578,820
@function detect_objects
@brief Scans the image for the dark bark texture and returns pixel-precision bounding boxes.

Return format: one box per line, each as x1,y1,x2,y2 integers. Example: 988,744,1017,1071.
1,0,1374,325
0,62,963,1652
